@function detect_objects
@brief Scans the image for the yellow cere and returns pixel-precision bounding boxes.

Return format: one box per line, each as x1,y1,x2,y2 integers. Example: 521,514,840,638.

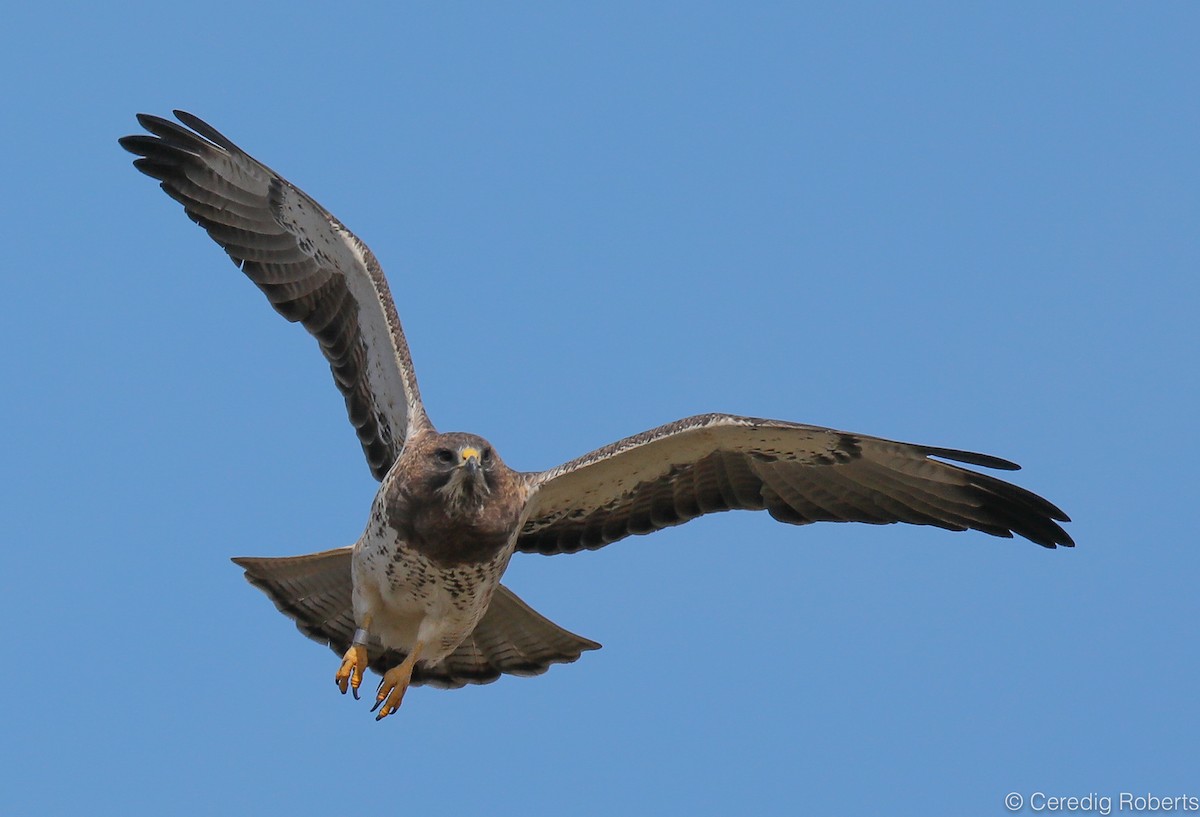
460,447,480,461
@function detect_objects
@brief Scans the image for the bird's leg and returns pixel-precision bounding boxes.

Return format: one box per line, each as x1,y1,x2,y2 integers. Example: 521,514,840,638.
335,614,372,699
371,640,424,721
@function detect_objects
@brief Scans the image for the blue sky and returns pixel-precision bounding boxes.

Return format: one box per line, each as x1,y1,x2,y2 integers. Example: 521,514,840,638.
3,3,1197,815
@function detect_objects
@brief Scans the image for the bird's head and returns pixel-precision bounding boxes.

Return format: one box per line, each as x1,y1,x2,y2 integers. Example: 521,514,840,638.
426,432,500,512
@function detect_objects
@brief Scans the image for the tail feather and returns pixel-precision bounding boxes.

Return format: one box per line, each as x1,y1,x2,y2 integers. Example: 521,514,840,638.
231,549,600,689
232,547,357,649
423,580,601,688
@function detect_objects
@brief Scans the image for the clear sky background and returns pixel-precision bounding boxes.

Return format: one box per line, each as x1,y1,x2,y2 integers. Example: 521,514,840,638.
3,4,1197,816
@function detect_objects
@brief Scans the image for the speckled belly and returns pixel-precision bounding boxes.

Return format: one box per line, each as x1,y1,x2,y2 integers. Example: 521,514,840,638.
354,533,513,664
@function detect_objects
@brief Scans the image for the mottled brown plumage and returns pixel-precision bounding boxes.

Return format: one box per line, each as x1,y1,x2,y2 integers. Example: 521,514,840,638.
380,432,526,567
121,111,1072,719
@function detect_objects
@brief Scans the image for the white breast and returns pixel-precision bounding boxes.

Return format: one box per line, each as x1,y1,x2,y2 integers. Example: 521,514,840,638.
352,520,515,664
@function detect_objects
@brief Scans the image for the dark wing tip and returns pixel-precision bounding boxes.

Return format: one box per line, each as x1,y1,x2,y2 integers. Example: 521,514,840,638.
117,133,150,154
1026,525,1075,549
121,111,242,160
120,114,211,171
923,445,1022,471
965,471,1075,548
924,442,1075,545
134,112,173,132
172,110,244,153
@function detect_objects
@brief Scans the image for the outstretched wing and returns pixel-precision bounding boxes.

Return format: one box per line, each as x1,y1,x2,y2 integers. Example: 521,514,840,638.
232,549,599,689
519,413,1072,555
119,111,430,480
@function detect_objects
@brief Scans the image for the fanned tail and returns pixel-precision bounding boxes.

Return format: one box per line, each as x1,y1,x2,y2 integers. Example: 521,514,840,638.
232,549,599,689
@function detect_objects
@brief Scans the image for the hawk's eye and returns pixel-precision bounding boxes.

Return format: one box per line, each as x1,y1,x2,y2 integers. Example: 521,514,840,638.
481,448,492,462
435,449,455,464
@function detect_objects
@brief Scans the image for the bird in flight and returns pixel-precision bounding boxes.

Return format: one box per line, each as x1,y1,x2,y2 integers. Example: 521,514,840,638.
120,111,1073,721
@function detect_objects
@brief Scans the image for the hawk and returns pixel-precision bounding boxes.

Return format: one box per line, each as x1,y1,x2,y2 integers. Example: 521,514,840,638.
120,112,1073,720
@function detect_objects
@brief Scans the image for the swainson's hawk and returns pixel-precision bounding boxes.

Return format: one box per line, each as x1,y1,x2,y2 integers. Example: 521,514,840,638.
120,112,1072,720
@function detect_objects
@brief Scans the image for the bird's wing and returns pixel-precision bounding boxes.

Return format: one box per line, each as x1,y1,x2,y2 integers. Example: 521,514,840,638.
120,111,430,479
232,552,599,689
519,412,1072,555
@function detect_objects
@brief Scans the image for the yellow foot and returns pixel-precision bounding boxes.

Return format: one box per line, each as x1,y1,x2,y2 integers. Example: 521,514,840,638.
335,643,369,699
371,641,424,722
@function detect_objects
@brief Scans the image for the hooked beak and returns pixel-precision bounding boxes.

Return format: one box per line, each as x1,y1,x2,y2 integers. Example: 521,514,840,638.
459,448,486,491
461,447,481,476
